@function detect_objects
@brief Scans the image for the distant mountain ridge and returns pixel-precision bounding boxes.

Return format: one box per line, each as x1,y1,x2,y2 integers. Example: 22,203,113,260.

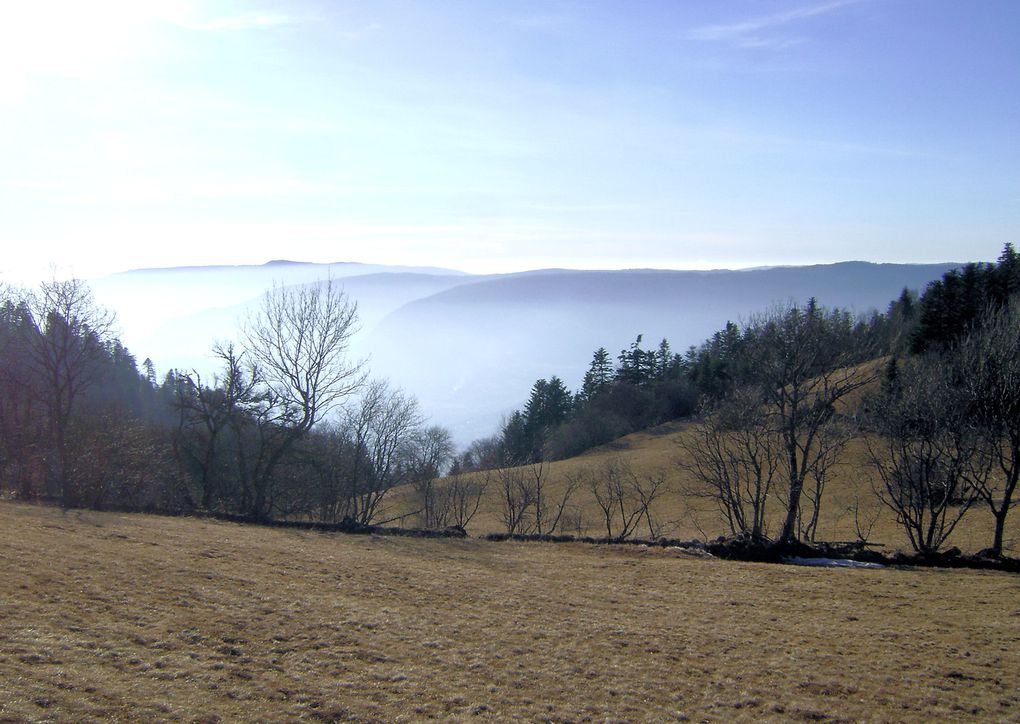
90,259,961,445
121,260,469,275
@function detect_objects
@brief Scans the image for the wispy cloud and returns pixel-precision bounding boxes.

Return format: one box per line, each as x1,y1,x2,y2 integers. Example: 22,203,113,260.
166,9,294,32
503,12,574,33
688,0,858,49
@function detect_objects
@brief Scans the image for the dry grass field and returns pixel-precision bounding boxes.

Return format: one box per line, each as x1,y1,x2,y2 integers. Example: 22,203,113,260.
431,421,1020,557
2,501,1020,722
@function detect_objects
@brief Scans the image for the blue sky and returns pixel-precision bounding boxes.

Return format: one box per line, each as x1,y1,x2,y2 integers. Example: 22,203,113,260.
1,0,1017,280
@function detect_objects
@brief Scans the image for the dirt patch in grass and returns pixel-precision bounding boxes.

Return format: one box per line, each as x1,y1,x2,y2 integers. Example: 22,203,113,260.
1,501,1019,721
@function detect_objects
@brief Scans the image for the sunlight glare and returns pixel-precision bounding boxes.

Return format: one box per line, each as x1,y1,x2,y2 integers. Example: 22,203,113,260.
0,0,158,99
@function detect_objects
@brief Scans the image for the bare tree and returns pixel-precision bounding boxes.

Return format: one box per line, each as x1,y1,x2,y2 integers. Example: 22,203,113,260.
530,461,579,535
867,356,982,554
848,493,879,546
496,461,534,535
244,278,364,429
234,279,364,519
583,459,668,541
441,469,490,529
307,421,369,523
493,457,578,535
24,278,115,505
678,388,780,540
634,470,670,539
408,425,455,529
957,302,1020,556
796,425,846,543
336,380,422,525
64,414,177,512
171,346,261,512
744,302,874,543
459,434,504,471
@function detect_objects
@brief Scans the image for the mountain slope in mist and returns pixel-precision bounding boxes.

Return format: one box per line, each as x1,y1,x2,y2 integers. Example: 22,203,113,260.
91,260,957,444
364,262,957,440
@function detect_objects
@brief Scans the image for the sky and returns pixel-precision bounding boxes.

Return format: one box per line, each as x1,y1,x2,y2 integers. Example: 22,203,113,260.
1,0,1018,282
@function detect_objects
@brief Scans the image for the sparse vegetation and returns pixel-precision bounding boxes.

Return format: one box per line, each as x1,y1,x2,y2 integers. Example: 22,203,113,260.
5,249,1020,558
2,502,1019,722
470,245,1020,556
4,251,1020,721
0,277,455,527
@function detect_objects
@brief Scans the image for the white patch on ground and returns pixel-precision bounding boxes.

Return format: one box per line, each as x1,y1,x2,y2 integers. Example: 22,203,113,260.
783,556,885,569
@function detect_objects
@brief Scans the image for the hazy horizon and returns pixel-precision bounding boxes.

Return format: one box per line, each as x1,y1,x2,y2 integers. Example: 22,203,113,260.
81,259,960,445
113,254,972,274
9,254,986,286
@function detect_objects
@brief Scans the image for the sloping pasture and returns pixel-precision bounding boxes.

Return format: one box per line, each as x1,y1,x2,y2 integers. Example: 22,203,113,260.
1,502,1018,721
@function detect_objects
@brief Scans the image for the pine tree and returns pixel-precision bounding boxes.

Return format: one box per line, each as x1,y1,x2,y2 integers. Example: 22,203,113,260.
992,242,1020,304
522,376,573,457
580,347,614,400
143,358,157,388
655,338,672,380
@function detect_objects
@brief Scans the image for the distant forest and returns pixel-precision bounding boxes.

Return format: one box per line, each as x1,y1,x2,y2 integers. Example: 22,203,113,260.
467,243,1020,553
1,245,1019,555
484,244,1020,466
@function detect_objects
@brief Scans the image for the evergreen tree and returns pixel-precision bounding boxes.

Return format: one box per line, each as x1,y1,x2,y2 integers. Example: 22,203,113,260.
654,338,672,380
519,376,573,460
991,242,1020,304
143,358,157,388
616,335,656,386
580,347,614,401
910,248,1020,353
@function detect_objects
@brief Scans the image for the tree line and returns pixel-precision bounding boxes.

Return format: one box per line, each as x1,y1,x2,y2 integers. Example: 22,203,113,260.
4,246,1018,557
681,245,1020,556
486,299,904,467
0,278,478,529
475,244,1020,556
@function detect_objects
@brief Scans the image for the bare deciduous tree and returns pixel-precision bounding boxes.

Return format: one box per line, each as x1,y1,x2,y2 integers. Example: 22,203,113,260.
678,388,779,540
237,279,365,518
633,471,669,539
796,425,846,543
744,302,874,543
24,278,115,505
848,493,879,546
957,302,1020,556
530,461,578,535
496,461,534,535
439,468,490,530
243,278,364,429
409,425,455,529
580,459,669,540
171,345,259,512
868,356,982,554
495,460,578,535
329,380,422,525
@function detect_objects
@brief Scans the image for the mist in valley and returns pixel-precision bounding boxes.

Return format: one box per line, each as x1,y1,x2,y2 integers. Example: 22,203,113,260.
90,259,958,445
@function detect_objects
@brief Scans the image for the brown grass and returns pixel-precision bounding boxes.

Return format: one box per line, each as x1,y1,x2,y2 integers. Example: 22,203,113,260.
412,358,1016,555
2,501,1019,722
429,422,1020,557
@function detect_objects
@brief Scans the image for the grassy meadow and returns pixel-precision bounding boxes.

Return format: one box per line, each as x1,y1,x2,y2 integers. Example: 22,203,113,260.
403,418,1020,558
2,501,1020,722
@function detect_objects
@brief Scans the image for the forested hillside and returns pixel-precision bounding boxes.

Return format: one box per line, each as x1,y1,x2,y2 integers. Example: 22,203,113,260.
2,248,1018,558
0,278,454,523
462,244,1020,555
91,260,957,444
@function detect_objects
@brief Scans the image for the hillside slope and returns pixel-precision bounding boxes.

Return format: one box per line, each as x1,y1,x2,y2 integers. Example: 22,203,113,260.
405,359,1019,557
90,260,957,443
1,502,1018,721
365,261,957,441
